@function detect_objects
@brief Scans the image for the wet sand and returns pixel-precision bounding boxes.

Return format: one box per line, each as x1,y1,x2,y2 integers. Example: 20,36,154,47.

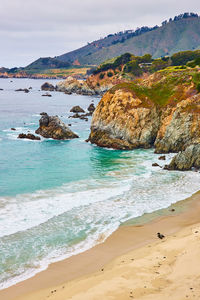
1,191,200,300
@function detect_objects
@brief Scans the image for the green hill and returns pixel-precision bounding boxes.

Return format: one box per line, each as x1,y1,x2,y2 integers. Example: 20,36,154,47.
57,14,200,66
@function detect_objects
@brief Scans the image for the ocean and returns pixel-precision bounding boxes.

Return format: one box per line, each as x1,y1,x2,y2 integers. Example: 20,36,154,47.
0,78,199,289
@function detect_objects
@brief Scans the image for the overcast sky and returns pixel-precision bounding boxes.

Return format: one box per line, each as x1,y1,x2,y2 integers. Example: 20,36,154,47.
0,0,199,68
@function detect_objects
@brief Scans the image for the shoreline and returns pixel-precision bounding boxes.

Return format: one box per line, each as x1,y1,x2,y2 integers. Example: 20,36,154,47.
1,190,200,300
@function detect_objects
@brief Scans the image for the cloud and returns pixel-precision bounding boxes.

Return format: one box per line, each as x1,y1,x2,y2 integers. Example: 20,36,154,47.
0,0,199,67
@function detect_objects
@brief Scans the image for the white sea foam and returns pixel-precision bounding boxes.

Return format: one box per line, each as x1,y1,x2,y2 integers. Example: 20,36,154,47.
0,151,200,291
0,179,132,237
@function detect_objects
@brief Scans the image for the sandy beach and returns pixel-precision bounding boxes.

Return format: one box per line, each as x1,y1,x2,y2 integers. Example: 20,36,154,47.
1,191,200,300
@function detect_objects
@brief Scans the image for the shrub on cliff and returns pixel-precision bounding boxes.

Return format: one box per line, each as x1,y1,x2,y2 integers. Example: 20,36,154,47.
99,73,105,79
124,60,143,76
107,71,113,77
171,50,200,66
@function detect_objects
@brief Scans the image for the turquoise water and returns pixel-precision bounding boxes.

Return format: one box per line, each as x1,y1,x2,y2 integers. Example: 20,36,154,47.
0,78,200,289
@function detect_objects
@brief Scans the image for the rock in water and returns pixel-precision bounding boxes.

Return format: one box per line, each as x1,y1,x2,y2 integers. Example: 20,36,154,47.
42,93,52,97
158,155,166,160
87,103,95,113
41,82,55,91
35,113,79,140
164,144,200,171
15,88,29,93
57,77,96,95
18,133,41,140
70,106,85,113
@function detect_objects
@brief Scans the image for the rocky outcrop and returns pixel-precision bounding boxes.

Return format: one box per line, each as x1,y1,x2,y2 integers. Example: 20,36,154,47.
88,89,160,149
154,95,200,153
88,69,200,151
18,133,41,140
35,113,79,140
57,77,96,95
70,106,85,113
41,82,55,91
56,75,118,96
164,144,200,170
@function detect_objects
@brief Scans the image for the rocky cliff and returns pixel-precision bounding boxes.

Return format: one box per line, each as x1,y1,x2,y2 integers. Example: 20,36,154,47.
88,68,200,152
164,144,200,170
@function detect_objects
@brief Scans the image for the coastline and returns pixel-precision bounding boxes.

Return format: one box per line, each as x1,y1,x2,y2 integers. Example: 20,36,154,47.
1,190,200,300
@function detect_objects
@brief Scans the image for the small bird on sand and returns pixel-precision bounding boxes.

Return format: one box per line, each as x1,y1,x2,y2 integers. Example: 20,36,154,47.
157,232,165,239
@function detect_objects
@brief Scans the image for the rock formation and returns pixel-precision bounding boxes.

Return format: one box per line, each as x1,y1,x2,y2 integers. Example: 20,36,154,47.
88,69,200,151
164,144,200,170
42,93,52,97
70,106,85,113
18,133,41,140
87,103,95,113
15,88,29,93
41,82,55,91
57,77,96,95
35,113,79,140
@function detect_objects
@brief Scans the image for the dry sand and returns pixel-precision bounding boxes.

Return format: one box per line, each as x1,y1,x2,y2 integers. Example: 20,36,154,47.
1,192,200,300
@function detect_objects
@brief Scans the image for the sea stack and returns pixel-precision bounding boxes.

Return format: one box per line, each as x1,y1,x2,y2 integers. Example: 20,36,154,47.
35,113,79,140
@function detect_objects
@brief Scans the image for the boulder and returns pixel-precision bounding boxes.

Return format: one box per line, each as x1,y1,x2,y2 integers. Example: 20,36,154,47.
164,144,200,171
152,163,160,167
41,82,55,91
87,103,95,113
70,106,85,113
18,133,41,140
158,155,166,160
35,113,79,140
11,128,16,131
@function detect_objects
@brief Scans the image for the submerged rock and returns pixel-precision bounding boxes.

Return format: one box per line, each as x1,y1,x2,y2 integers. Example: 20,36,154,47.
15,88,29,93
35,113,79,140
41,82,55,91
42,93,52,97
164,144,200,171
18,133,41,140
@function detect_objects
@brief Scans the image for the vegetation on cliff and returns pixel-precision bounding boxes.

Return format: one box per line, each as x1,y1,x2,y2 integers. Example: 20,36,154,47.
88,66,200,155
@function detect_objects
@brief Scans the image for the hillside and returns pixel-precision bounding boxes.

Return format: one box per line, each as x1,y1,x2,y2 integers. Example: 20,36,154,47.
57,14,200,66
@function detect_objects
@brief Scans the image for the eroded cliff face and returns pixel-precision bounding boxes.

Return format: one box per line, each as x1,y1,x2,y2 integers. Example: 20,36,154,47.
164,144,200,170
88,69,200,152
155,95,200,153
89,90,160,149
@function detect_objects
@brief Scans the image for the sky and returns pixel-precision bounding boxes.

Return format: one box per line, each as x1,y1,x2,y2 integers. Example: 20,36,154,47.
0,0,199,68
